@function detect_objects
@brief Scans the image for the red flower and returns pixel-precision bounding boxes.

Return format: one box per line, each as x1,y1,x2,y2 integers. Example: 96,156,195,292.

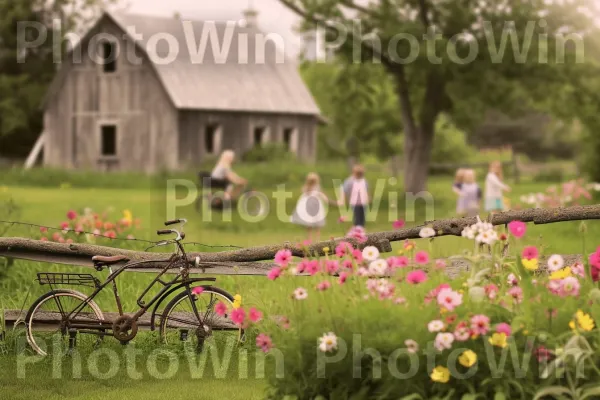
66,210,77,220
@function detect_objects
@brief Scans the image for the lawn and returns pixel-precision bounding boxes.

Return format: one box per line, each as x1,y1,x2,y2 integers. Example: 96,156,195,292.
0,164,599,399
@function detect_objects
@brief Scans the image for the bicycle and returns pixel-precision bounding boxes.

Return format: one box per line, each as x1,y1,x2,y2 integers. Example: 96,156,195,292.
25,218,243,356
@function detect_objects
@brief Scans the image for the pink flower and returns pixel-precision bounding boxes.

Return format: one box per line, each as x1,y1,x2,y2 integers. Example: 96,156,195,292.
274,249,292,267
522,246,539,260
215,301,227,316
387,256,409,269
470,314,491,336
508,286,524,303
66,239,74,244
104,230,116,239
534,346,553,362
39,226,48,233
507,273,519,286
394,297,406,305
351,249,363,263
436,288,463,311
347,226,368,243
406,270,427,284
126,234,135,240
393,219,405,229
52,232,62,242
425,284,451,304
571,262,585,278
558,277,580,297
74,225,84,234
248,307,263,323
316,281,331,291
434,259,447,270
58,237,66,243
508,220,526,238
192,287,204,295
454,322,471,341
414,251,430,265
495,323,512,336
267,267,282,281
305,260,320,276
485,284,499,299
338,216,347,223
325,260,340,275
338,272,349,285
335,241,353,257
40,236,48,241
434,332,454,351
342,260,354,270
589,251,600,269
66,210,77,220
230,308,246,326
256,333,273,353
296,259,310,273
60,221,70,230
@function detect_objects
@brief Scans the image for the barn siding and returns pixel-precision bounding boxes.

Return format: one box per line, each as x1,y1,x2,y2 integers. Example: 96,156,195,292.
44,18,178,173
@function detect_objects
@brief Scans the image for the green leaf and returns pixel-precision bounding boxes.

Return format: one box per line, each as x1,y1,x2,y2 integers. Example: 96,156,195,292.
533,386,572,400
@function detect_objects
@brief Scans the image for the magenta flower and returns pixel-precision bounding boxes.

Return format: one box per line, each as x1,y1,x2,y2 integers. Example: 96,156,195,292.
66,210,77,220
248,307,263,323
495,323,512,336
387,256,409,269
316,281,331,291
267,267,282,281
558,277,580,297
335,241,354,258
437,288,463,311
485,284,499,299
406,270,427,284
296,259,311,273
342,260,354,270
351,249,363,263
215,301,227,316
508,220,526,238
338,272,349,285
256,333,273,353
305,260,320,276
589,251,600,269
425,283,451,304
274,249,293,267
192,287,204,295
231,308,246,326
522,246,539,260
393,219,405,229
60,221,70,230
508,286,524,303
470,314,490,336
414,251,430,265
325,260,340,275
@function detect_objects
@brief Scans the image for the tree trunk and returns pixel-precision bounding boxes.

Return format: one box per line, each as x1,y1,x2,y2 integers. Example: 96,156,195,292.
403,126,434,193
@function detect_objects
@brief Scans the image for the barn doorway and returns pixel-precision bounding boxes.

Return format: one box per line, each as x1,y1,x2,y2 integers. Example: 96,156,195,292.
205,123,222,154
253,126,268,147
283,127,297,153
100,125,117,156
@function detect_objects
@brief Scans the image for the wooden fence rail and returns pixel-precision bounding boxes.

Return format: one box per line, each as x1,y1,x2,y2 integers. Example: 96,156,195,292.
0,205,599,275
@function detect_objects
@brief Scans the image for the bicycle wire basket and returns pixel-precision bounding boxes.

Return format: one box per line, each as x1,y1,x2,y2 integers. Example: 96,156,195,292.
37,273,101,289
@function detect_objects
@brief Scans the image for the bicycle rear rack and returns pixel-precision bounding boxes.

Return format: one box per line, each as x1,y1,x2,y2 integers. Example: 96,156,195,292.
37,273,101,289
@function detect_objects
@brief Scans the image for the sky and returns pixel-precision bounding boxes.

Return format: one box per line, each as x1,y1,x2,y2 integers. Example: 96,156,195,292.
124,0,305,57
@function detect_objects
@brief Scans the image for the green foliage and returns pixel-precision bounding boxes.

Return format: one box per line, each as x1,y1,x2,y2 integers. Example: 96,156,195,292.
431,114,476,164
242,143,296,163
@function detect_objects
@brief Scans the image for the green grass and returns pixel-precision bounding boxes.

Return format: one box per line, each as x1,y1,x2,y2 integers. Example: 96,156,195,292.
0,163,599,399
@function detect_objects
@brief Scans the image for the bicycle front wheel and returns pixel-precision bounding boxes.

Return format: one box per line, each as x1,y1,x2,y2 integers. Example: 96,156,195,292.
159,286,243,353
25,289,105,356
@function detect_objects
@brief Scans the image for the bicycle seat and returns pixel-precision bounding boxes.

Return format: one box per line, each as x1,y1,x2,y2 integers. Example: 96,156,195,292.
92,255,129,266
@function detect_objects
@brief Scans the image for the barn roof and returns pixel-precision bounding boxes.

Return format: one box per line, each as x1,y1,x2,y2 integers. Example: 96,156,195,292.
108,11,321,116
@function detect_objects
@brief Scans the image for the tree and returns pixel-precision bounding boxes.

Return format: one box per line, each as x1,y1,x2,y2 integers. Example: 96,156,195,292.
0,0,115,158
280,0,599,192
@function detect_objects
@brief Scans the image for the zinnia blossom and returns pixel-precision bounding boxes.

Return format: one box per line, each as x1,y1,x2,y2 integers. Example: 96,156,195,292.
470,314,490,336
436,288,463,312
522,246,539,260
508,220,526,238
362,246,380,261
414,251,430,265
274,249,292,267
495,323,512,336
406,270,427,284
489,332,508,348
434,332,454,351
547,254,565,272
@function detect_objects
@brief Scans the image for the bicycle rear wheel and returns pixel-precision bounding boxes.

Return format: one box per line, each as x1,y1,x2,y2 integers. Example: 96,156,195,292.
25,289,105,356
159,286,243,353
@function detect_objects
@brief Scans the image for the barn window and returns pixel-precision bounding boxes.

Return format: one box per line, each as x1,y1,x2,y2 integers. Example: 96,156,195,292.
253,126,267,146
205,124,221,154
283,127,297,153
101,41,117,73
101,125,117,156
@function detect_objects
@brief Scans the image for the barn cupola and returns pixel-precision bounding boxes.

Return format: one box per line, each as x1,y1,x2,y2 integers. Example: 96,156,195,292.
242,2,258,28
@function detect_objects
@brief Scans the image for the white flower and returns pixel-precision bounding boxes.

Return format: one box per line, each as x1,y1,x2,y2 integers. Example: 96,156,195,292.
319,332,338,352
293,287,308,300
476,229,497,245
462,226,475,240
434,332,454,351
428,320,445,332
362,246,380,262
547,254,565,272
289,267,299,275
419,227,436,238
368,259,388,276
405,339,419,354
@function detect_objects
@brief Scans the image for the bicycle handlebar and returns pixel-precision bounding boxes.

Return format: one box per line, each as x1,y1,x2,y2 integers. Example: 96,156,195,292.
157,229,173,235
165,219,187,226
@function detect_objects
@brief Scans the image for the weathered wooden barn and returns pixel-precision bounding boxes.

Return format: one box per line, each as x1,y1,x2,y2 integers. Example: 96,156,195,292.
39,10,322,172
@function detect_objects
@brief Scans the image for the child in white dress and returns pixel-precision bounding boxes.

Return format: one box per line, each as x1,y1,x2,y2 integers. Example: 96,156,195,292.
485,161,511,213
291,173,332,242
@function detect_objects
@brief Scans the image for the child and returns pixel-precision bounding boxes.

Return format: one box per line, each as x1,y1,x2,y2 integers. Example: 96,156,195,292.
291,173,332,242
339,164,369,228
485,161,511,213
453,168,466,215
461,169,482,217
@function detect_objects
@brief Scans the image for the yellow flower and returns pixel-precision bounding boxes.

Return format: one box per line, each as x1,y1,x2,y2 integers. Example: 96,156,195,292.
233,294,242,309
430,366,450,383
489,332,508,348
570,310,595,332
458,350,477,367
549,267,572,280
522,258,539,271
397,250,404,255
123,209,133,224
323,247,330,253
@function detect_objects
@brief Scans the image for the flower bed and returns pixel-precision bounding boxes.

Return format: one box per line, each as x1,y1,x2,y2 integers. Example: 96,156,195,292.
249,220,600,399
